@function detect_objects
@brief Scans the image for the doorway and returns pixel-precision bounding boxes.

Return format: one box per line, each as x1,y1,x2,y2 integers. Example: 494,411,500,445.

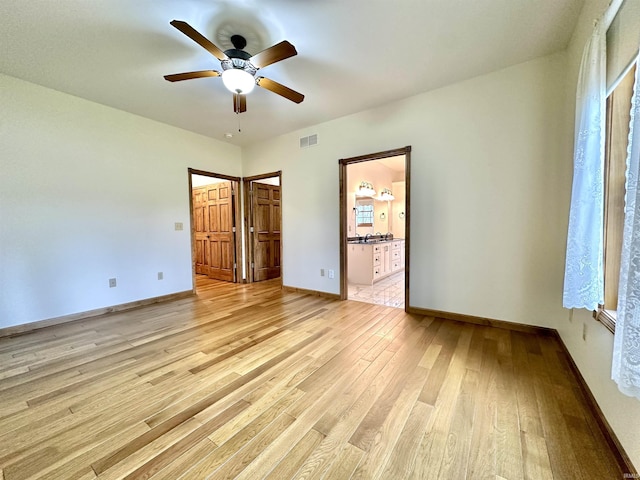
339,147,411,310
189,169,242,290
243,171,283,284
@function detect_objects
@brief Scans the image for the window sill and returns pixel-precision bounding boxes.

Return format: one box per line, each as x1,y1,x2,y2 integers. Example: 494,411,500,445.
596,309,616,334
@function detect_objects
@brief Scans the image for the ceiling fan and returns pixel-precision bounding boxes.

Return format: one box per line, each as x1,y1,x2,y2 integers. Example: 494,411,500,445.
164,20,304,113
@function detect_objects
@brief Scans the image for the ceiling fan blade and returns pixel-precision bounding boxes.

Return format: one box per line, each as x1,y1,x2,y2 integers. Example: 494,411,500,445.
256,77,304,104
250,41,297,69
170,20,228,61
233,93,247,113
164,70,220,82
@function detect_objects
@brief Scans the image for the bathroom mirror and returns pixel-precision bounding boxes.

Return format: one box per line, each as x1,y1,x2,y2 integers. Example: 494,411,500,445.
355,198,374,227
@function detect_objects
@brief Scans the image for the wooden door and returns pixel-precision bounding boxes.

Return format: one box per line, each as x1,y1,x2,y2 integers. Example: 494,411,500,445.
192,186,208,275
251,182,281,282
192,181,236,281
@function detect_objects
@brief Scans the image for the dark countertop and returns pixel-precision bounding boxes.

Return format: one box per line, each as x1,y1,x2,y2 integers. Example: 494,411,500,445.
347,237,404,245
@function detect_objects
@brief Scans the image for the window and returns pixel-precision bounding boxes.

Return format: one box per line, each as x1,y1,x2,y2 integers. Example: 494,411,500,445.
599,63,637,332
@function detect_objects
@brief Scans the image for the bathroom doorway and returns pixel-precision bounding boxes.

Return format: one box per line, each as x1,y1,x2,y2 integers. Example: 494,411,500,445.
339,147,411,309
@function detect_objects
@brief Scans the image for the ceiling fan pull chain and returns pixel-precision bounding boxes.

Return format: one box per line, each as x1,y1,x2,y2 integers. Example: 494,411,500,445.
234,94,242,132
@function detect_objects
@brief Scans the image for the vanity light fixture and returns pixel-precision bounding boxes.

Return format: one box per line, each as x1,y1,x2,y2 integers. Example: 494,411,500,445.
378,188,395,201
356,181,376,197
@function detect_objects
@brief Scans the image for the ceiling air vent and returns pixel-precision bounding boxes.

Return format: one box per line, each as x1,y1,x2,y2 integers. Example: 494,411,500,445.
299,134,318,148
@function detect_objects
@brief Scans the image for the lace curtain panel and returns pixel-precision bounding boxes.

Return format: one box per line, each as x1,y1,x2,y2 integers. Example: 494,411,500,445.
563,22,606,310
612,55,640,399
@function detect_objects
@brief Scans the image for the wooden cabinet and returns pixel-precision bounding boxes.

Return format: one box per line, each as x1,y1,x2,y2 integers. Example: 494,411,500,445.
348,240,404,285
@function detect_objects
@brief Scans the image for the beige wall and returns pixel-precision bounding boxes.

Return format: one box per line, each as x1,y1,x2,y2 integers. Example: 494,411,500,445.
191,174,231,187
556,0,640,470
0,74,242,328
391,181,406,239
346,160,400,237
243,52,571,329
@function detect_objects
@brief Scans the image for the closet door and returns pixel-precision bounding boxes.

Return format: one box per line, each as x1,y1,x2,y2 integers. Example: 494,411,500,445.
192,186,208,275
252,182,281,282
193,182,235,281
205,181,235,282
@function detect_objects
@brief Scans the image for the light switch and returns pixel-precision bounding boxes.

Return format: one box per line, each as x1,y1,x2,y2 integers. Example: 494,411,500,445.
175,222,183,231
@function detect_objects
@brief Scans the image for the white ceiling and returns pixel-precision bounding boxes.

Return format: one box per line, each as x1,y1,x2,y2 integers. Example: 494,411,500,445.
0,0,584,147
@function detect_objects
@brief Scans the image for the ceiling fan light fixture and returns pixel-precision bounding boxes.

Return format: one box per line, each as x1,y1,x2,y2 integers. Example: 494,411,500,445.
221,68,255,94
165,21,304,112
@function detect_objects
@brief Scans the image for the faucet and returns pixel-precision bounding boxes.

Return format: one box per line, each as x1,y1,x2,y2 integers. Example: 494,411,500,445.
364,233,372,243
385,232,393,240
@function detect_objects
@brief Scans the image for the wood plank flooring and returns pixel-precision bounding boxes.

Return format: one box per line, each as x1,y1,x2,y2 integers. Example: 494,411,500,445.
0,277,624,479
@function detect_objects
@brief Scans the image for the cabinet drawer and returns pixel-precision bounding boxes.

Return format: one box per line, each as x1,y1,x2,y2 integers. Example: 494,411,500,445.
392,250,401,260
392,261,402,271
392,241,402,250
373,245,381,253
373,254,381,266
373,266,382,279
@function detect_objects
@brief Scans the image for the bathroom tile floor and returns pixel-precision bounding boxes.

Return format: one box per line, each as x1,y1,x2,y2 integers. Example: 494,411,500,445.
348,270,405,309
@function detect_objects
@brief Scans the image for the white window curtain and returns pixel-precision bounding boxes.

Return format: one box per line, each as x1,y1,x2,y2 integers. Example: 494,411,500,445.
563,21,607,310
612,52,640,399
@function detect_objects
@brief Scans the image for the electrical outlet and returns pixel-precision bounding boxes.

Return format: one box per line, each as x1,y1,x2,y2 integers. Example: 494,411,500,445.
582,323,587,341
328,269,335,279
320,269,325,277
158,272,163,280
174,222,183,231
109,278,117,288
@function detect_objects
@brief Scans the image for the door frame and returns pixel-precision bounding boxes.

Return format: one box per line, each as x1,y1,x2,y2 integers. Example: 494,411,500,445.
242,170,283,285
188,168,243,288
338,146,411,310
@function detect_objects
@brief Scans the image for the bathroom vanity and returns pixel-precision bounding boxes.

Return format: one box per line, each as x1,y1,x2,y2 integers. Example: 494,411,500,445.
347,239,404,285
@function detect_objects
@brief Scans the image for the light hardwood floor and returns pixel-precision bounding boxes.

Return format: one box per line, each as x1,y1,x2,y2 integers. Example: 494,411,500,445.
0,278,624,479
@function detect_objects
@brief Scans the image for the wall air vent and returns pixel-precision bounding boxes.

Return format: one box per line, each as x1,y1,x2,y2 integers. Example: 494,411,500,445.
299,134,319,148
